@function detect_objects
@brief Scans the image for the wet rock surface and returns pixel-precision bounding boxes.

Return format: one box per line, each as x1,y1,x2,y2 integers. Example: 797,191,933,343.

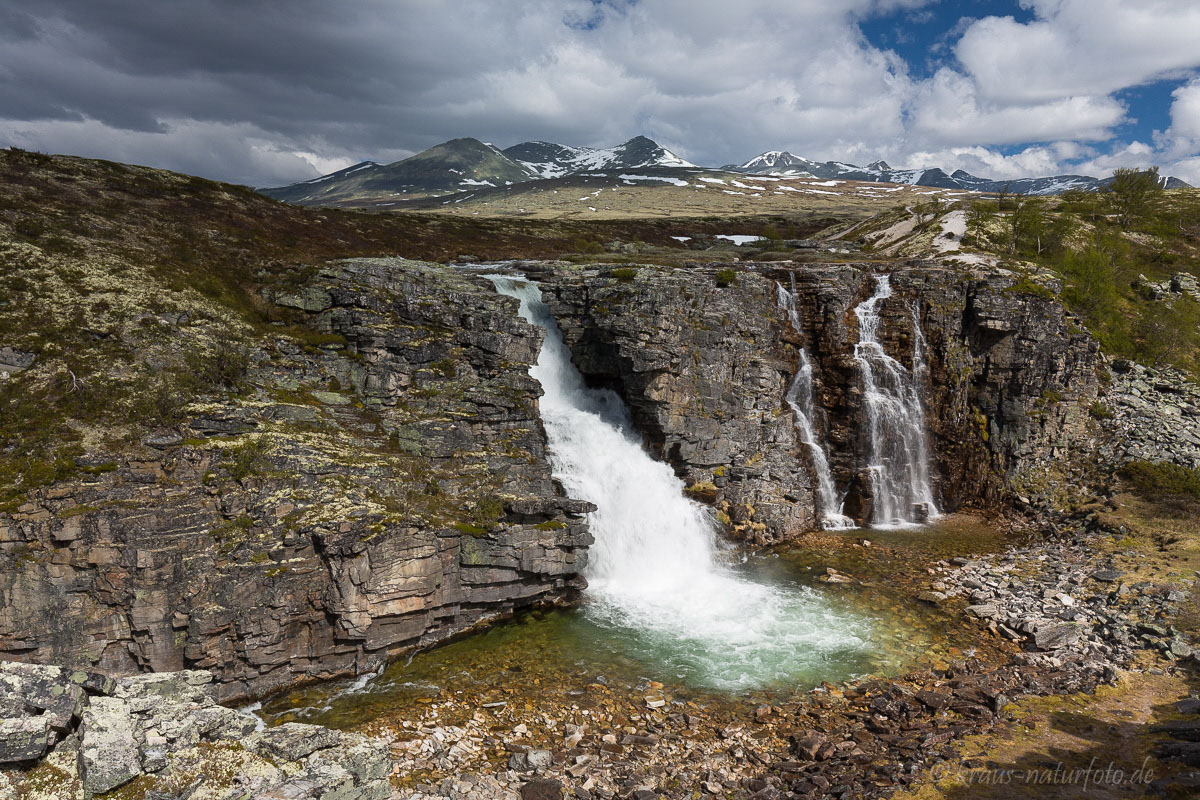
0,661,390,799
541,263,820,541
541,262,1100,538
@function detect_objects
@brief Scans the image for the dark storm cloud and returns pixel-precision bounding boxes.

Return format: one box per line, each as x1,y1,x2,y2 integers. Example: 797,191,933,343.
3,2,448,139
1,0,1198,186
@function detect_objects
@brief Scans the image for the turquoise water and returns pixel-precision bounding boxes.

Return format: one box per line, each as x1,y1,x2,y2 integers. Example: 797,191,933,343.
256,518,1007,730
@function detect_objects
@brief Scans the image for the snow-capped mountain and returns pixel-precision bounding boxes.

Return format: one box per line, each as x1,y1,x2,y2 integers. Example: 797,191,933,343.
730,150,1191,195
261,138,540,205
736,151,805,171
503,135,695,178
262,135,695,206
262,137,1192,207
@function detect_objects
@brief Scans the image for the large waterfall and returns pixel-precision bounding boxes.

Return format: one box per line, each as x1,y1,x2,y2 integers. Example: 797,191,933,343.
852,275,940,527
775,278,854,530
490,275,870,689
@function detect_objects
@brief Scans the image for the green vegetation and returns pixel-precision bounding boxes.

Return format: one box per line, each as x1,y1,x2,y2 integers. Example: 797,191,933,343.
571,237,604,254
222,437,273,481
1004,275,1056,300
468,495,505,529
608,267,638,282
965,171,1200,376
1108,166,1163,230
965,201,995,245
1118,460,1200,504
714,268,737,287
912,198,943,230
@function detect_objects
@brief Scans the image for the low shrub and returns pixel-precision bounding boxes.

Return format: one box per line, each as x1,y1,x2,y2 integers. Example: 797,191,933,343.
1117,460,1200,503
222,437,273,481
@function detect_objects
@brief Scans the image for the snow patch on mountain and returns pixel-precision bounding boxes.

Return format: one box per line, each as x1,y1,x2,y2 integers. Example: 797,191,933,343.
619,173,689,186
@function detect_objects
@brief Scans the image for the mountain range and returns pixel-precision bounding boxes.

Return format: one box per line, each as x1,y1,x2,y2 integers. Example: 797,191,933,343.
263,136,695,206
261,136,1191,207
728,151,1190,195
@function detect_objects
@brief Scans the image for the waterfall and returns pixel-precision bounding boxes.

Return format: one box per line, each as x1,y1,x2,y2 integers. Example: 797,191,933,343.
852,275,940,528
774,279,854,530
489,275,870,689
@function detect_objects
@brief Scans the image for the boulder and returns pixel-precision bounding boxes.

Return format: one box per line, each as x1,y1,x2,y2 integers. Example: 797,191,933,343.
250,722,345,762
78,697,143,795
522,778,564,800
965,604,998,619
0,716,52,763
0,346,35,375
1034,623,1085,651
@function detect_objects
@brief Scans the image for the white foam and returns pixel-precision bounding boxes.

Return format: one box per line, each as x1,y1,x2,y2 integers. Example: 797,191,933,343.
488,277,873,689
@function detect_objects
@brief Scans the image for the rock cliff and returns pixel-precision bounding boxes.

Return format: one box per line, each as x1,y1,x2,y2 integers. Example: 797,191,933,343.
0,259,591,702
0,254,1105,697
540,262,1101,539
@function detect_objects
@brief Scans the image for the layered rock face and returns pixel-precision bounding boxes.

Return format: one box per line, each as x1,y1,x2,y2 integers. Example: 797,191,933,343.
0,259,591,702
0,256,1104,698
541,262,1101,538
541,265,818,541
786,265,1103,515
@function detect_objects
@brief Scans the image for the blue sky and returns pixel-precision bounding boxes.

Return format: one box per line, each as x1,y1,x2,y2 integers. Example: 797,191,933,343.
1,1,1198,185
857,1,1190,162
858,2,1037,80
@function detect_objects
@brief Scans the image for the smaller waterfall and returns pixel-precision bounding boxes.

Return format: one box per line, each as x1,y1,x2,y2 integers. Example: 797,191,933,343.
775,279,855,530
853,275,940,528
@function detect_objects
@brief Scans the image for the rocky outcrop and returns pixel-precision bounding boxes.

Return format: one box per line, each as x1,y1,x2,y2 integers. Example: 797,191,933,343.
0,256,1107,697
1132,271,1200,303
540,262,1101,537
0,347,34,378
0,259,591,701
541,264,820,541
0,661,391,798
831,266,1103,513
1097,361,1200,468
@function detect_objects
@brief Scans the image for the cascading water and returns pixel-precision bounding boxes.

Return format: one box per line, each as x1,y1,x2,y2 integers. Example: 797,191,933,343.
775,278,854,530
852,275,940,528
490,275,872,689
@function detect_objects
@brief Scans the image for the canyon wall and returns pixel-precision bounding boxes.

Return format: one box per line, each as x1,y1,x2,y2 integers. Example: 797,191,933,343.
542,262,1102,538
0,257,1103,697
0,259,591,702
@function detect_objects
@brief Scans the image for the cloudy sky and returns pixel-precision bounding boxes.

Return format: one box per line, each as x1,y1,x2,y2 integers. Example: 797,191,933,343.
2,0,1199,187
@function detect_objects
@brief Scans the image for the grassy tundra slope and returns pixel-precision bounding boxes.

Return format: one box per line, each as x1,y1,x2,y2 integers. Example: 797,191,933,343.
0,148,837,510
835,181,1200,378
